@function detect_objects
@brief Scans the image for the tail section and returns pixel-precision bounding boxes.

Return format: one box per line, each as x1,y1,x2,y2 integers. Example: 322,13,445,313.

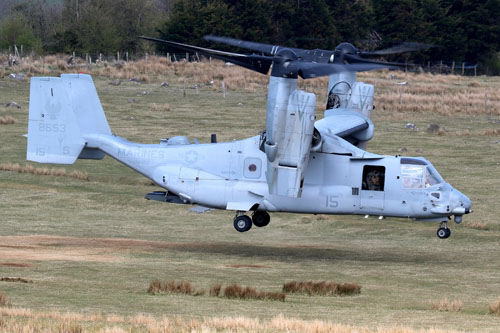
27,74,111,164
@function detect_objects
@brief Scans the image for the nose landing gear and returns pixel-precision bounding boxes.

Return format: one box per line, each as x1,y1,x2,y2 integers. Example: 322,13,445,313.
233,210,271,232
437,221,451,239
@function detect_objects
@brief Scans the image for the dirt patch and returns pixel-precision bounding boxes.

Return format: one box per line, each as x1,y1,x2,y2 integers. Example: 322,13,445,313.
225,264,272,269
0,235,128,263
0,262,33,267
0,235,221,264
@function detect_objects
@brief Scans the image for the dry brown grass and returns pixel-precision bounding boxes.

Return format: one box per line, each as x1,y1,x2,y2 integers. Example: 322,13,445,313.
69,170,90,181
0,306,465,332
283,280,361,296
2,54,500,116
0,163,89,181
431,298,463,312
147,279,205,296
465,221,489,230
0,115,16,124
0,293,8,306
150,103,171,112
209,283,222,297
489,298,500,315
223,283,286,302
459,128,500,137
148,280,283,301
148,279,193,295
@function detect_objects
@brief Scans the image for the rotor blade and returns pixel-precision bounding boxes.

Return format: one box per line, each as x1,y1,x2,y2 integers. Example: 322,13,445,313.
294,62,397,79
204,35,278,54
360,42,434,57
344,54,408,68
139,36,273,74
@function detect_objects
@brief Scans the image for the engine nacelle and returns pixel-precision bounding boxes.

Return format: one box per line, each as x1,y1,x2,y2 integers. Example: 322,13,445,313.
266,85,316,198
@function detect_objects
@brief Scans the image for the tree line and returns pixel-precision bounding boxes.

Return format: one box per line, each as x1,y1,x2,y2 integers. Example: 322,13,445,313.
1,0,499,74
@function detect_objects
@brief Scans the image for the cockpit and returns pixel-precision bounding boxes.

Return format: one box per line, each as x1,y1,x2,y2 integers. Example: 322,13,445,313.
400,157,444,189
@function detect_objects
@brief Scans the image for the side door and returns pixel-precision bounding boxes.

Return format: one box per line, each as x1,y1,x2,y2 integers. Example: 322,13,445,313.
359,165,385,210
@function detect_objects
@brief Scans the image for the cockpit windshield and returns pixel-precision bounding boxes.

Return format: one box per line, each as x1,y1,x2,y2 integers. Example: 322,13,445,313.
400,158,444,189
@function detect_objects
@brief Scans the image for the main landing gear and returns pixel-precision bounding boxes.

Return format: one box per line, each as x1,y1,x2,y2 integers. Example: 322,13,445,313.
437,221,451,239
233,211,271,232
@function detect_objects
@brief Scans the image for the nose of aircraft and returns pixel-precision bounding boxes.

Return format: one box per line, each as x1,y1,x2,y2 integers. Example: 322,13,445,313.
450,188,472,218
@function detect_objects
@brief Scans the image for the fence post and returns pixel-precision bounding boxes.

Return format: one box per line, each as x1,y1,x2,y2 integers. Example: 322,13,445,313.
186,52,189,62
117,51,120,62
439,61,442,74
451,61,455,74
461,62,465,75
126,51,129,62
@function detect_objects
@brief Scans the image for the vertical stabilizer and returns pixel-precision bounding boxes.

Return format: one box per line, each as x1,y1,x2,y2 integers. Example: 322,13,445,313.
27,74,110,164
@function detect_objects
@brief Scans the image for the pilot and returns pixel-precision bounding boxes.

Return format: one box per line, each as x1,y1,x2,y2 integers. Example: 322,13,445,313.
364,170,382,191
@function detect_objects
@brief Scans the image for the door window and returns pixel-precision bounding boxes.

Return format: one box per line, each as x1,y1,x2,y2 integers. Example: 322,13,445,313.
362,165,385,191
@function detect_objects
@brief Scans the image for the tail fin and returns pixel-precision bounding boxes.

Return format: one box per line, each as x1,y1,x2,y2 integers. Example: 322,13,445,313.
27,74,111,164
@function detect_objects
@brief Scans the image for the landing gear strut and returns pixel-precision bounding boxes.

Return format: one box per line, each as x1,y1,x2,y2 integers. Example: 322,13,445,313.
437,221,451,239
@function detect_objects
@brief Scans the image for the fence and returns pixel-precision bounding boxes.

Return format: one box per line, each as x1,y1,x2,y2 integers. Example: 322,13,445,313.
3,44,481,76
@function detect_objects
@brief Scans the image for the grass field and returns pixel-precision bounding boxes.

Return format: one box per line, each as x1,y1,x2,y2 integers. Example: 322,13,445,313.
0,58,500,332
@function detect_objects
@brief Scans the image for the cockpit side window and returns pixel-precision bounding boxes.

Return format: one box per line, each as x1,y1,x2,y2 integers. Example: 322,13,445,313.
401,164,442,189
401,165,425,189
362,165,385,191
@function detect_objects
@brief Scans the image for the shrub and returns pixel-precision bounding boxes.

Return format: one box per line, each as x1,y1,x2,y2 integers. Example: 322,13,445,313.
0,292,8,306
489,298,500,315
0,116,16,124
0,163,89,181
209,283,222,297
282,280,361,296
431,298,463,312
148,280,207,296
223,283,285,302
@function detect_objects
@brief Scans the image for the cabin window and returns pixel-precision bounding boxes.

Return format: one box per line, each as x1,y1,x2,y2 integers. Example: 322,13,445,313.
362,165,385,191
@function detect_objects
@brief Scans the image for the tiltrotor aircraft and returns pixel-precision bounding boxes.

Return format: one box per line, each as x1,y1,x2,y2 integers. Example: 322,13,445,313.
26,36,471,239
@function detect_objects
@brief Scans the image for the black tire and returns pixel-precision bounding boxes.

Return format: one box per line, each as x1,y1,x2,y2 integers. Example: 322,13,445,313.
437,227,447,239
252,211,270,227
234,215,252,232
444,228,451,238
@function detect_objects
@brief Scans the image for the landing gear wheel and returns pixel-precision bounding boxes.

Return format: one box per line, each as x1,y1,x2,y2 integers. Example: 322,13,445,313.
234,215,252,232
437,227,451,239
252,211,270,227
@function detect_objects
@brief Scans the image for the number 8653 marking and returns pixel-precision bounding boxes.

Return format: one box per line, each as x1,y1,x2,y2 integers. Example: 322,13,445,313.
39,123,66,132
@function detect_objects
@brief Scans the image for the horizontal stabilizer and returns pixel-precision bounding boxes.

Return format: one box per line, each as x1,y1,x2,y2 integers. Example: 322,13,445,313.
317,108,374,142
